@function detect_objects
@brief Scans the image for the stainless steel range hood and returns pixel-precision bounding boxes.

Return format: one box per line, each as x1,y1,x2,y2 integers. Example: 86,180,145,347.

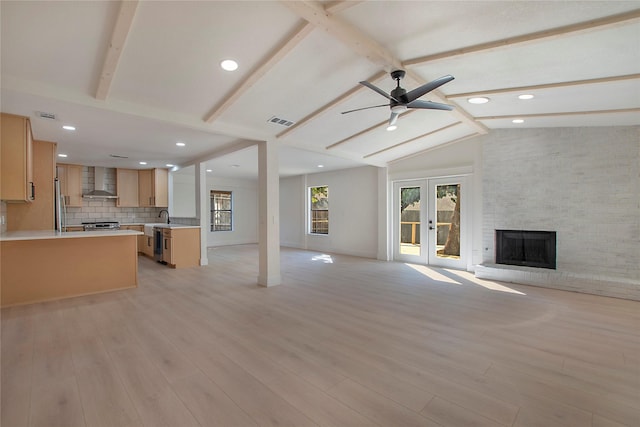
83,166,118,199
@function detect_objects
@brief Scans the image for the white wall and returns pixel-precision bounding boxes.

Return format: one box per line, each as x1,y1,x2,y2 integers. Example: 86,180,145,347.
207,177,258,247
171,172,196,218
480,127,640,284
279,166,380,258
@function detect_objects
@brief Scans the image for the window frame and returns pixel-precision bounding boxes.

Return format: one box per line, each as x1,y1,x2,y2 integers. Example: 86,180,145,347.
210,190,233,232
308,185,329,235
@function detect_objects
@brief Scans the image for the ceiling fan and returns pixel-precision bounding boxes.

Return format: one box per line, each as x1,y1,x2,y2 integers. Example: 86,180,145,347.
342,70,455,127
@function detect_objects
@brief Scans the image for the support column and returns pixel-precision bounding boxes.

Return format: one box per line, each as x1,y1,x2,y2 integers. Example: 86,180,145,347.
257,140,281,287
195,162,209,266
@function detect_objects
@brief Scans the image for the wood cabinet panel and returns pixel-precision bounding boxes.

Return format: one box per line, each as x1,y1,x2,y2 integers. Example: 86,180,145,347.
1,113,34,202
57,163,83,207
161,228,199,268
116,169,139,207
138,168,168,207
7,140,57,230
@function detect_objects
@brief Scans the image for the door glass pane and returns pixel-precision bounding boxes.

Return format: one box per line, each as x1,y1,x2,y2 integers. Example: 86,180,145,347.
400,187,421,255
436,184,460,259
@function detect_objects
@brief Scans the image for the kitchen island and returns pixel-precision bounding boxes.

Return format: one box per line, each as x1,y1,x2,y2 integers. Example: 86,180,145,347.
0,229,142,307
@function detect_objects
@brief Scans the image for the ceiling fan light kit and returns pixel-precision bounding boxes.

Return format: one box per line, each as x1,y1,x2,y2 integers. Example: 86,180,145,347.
342,70,455,127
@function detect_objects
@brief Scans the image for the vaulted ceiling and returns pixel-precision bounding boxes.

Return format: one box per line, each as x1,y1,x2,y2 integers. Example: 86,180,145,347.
2,1,639,178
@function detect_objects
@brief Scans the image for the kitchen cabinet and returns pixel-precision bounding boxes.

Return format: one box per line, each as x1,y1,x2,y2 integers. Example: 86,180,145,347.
120,224,144,252
116,168,139,207
1,113,34,202
7,140,57,230
138,168,168,207
139,232,154,257
160,227,199,268
162,229,173,264
65,226,85,232
57,163,83,207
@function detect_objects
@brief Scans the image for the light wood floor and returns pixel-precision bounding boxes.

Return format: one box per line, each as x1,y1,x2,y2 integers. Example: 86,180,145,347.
2,245,639,427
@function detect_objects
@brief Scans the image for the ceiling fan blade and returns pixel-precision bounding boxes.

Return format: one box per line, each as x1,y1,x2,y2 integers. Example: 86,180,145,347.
405,75,455,103
360,81,400,102
389,112,399,126
341,103,390,114
407,99,454,111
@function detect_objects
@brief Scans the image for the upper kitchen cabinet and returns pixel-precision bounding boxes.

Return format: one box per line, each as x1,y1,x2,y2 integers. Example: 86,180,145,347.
116,168,139,207
139,168,168,207
1,113,34,202
7,140,57,231
57,163,83,207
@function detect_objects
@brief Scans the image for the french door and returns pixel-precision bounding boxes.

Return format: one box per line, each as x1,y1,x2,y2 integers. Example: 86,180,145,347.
393,177,466,269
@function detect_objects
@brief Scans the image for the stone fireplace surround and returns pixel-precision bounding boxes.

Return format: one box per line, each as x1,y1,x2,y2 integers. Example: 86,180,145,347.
476,127,639,301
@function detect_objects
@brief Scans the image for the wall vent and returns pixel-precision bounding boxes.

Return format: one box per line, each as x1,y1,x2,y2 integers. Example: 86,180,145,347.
36,111,57,120
267,116,295,127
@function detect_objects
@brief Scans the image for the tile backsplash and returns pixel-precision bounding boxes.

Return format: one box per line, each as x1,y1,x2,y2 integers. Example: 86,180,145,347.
65,167,164,225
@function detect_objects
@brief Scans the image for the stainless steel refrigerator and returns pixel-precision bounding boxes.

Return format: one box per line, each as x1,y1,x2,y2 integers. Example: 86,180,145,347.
54,178,67,232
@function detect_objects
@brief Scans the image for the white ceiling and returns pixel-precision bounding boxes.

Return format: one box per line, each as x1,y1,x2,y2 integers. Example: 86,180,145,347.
1,1,639,179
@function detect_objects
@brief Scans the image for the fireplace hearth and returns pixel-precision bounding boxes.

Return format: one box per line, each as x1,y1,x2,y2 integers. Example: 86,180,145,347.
496,230,556,269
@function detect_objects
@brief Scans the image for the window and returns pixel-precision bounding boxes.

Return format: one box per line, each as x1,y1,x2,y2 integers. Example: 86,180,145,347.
309,186,329,234
210,190,232,231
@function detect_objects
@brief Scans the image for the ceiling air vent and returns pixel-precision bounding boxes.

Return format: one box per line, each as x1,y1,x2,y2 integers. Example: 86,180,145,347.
36,111,57,120
267,116,295,127
109,154,129,159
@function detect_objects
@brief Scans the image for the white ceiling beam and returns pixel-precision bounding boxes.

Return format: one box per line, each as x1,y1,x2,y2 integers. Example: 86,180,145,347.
447,74,640,98
476,107,640,121
280,0,487,138
323,1,364,14
95,1,139,100
280,0,403,71
204,23,314,123
203,1,353,124
363,122,463,159
325,110,418,150
277,70,387,139
404,9,640,67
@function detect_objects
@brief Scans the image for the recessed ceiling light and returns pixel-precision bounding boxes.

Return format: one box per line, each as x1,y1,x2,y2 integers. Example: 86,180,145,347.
139,161,147,165
206,169,212,172
468,97,489,104
220,59,238,71
166,164,174,168
58,153,68,158
518,94,534,100
62,125,76,131
176,142,186,147
317,165,324,168
231,164,240,168
386,125,397,131
512,119,525,124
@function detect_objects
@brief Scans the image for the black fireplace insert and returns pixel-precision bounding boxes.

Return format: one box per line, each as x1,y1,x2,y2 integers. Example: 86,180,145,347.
495,230,556,269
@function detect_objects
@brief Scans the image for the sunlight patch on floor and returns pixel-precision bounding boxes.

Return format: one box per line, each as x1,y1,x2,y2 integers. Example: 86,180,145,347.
405,263,461,285
311,254,334,263
446,270,526,295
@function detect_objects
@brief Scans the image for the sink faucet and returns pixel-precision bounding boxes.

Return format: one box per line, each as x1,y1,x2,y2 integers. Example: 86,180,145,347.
158,209,170,224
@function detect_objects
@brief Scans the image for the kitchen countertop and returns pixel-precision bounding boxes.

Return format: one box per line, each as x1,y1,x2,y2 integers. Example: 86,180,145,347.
0,229,143,242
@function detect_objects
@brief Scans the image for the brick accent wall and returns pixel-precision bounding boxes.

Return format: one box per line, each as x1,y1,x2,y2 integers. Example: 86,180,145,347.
479,126,640,299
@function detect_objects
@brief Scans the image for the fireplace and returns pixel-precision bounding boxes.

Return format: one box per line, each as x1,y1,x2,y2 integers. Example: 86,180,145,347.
496,230,556,269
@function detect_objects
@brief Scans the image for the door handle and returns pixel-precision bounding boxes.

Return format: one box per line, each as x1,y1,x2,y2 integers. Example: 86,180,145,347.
30,182,35,200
